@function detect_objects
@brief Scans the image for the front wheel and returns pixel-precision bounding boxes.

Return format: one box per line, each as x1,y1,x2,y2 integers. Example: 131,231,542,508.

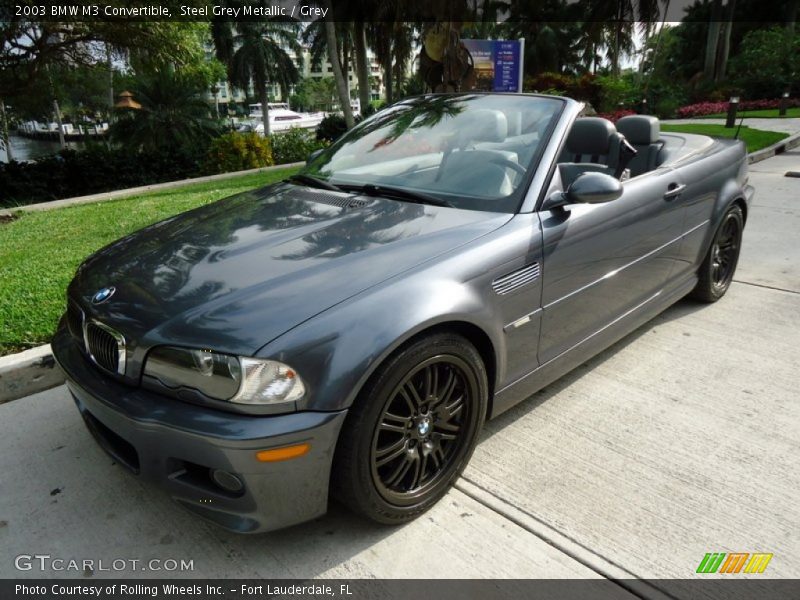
691,205,744,302
332,333,488,524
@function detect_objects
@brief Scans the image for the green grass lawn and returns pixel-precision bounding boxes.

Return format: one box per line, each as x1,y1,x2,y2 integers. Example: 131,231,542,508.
697,107,800,119
0,166,300,356
660,124,789,153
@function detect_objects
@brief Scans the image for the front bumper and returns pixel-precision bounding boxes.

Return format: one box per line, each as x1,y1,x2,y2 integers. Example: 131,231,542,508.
51,323,347,533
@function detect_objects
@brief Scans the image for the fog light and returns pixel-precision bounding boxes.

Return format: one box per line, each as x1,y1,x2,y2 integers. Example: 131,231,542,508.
210,469,244,493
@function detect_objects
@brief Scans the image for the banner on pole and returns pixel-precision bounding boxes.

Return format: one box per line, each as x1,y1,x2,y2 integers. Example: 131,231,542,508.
462,39,525,93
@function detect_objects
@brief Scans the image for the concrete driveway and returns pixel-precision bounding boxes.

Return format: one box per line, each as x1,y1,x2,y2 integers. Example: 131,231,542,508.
1,152,798,588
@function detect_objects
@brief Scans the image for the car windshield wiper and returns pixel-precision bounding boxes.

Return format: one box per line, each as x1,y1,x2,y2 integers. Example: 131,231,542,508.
341,183,453,208
286,174,343,192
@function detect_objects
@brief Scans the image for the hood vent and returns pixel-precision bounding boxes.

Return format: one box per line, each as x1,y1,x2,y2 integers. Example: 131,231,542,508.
284,188,369,210
493,262,541,295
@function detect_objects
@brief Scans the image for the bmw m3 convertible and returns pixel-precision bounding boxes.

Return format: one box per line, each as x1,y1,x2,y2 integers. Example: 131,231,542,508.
53,93,753,532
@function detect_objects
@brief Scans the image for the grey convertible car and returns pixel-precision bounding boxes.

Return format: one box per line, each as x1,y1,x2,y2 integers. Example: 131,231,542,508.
53,93,753,533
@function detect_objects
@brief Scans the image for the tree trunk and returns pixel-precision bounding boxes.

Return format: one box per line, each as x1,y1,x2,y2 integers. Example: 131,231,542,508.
0,99,12,162
53,99,66,148
644,0,671,95
260,84,271,137
639,23,652,74
383,50,393,104
107,47,114,109
612,21,621,76
704,0,723,79
342,32,351,105
715,1,736,82
354,22,370,116
324,18,355,128
787,0,798,32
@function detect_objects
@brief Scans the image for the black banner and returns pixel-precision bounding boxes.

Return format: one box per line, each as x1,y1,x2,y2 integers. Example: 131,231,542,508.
1,0,797,22
3,580,800,600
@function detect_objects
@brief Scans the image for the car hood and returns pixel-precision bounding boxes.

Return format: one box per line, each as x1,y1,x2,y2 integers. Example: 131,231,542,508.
71,183,511,356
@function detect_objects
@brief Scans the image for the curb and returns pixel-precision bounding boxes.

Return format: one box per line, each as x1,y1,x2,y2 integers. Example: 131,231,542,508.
747,131,800,164
0,344,62,404
0,139,797,404
0,161,304,217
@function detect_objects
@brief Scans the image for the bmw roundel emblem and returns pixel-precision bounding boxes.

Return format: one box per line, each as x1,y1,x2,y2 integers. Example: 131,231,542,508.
92,286,116,305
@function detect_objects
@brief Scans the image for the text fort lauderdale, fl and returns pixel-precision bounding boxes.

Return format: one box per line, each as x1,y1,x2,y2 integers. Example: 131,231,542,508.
181,4,328,17
16,583,354,597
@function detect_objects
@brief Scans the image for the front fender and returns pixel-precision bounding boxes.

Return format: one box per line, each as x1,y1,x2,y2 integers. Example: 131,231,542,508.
258,275,505,413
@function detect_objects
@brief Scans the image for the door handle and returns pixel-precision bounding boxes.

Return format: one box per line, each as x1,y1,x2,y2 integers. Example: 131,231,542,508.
664,183,686,200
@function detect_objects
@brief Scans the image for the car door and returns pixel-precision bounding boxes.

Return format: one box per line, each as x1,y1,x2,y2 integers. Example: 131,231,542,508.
536,166,686,365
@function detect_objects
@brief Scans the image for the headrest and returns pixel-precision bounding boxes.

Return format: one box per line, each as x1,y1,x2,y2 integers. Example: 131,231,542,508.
461,109,508,143
566,117,616,156
616,115,660,145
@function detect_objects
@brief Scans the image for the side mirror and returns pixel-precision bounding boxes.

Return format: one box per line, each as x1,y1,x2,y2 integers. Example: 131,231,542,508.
543,172,623,210
307,149,324,164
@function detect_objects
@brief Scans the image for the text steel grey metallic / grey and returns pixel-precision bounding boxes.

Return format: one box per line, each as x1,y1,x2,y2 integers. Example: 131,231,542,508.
52,93,754,532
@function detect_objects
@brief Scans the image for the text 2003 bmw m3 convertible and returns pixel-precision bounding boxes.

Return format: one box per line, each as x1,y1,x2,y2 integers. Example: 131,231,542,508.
53,93,753,532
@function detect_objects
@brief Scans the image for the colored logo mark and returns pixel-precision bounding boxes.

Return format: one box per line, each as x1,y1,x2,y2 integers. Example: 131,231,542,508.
696,552,773,574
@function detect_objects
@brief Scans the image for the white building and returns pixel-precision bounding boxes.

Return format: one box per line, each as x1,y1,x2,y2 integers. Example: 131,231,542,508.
206,44,386,113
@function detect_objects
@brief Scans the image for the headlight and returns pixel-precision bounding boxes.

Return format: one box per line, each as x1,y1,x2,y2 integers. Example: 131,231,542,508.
143,346,305,406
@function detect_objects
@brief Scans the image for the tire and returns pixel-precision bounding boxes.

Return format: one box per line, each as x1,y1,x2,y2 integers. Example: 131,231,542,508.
331,332,488,524
690,205,744,303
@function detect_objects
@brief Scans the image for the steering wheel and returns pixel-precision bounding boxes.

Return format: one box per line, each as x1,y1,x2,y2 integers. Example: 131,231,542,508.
489,157,527,183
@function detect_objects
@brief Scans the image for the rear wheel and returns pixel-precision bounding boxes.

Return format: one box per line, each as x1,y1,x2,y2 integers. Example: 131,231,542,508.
332,333,487,524
691,205,743,302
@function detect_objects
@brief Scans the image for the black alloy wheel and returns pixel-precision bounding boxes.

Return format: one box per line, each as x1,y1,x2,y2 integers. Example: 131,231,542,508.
691,204,744,302
710,213,741,290
332,333,487,524
371,355,476,505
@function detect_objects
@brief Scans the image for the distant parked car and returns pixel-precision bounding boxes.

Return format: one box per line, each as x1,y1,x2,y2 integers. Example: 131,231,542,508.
53,93,753,533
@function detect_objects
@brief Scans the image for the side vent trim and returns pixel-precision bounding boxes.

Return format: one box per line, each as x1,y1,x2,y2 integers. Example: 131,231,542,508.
493,262,541,295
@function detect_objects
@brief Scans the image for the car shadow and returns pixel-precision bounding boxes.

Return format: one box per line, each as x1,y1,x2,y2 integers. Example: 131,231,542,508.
477,296,711,443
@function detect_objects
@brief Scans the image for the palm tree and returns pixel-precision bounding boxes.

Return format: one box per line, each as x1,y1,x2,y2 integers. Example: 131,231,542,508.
324,17,355,128
110,69,219,152
303,20,357,110
390,23,415,98
353,22,371,115
212,19,300,137
503,1,585,76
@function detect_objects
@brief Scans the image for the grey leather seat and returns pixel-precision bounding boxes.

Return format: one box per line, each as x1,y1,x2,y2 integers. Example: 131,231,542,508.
436,109,519,197
557,117,622,187
616,115,663,177
437,149,518,197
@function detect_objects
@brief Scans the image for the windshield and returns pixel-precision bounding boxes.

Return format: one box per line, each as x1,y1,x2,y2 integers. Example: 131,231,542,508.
302,94,564,213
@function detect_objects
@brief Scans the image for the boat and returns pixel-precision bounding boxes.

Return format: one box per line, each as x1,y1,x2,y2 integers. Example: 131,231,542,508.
244,103,326,135
17,120,109,141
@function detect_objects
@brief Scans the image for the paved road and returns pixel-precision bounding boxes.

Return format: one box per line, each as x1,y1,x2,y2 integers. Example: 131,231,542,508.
1,153,798,589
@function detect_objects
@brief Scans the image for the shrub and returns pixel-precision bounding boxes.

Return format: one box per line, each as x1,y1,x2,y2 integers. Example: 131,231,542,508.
524,72,618,111
653,96,681,119
0,145,204,208
676,97,800,118
270,128,327,165
316,114,349,143
594,75,639,113
730,27,800,99
524,72,574,94
203,132,274,174
595,109,636,123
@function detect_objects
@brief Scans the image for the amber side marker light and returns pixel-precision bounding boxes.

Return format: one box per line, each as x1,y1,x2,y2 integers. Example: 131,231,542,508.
255,443,311,462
